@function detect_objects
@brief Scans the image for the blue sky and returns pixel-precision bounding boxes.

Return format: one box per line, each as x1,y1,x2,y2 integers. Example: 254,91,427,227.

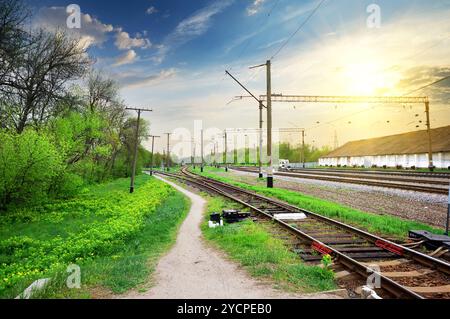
27,0,450,153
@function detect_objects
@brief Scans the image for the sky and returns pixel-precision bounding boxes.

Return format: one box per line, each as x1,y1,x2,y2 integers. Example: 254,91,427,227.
25,0,450,155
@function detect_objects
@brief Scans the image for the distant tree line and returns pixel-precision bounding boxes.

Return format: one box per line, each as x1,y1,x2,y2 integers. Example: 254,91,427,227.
203,142,332,165
278,143,332,163
0,0,161,210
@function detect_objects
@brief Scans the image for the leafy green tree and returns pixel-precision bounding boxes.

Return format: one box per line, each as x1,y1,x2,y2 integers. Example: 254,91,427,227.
0,130,63,209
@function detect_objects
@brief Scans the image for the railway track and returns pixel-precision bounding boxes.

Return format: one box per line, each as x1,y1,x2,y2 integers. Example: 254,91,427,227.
292,167,450,179
230,166,449,195
155,167,450,299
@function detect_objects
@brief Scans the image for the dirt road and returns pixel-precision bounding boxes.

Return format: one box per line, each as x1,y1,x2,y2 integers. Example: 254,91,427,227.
124,176,344,299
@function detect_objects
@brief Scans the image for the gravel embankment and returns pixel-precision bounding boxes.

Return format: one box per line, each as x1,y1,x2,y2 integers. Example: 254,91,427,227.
226,169,448,228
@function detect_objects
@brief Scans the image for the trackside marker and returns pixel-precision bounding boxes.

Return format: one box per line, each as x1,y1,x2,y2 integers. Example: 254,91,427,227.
311,241,333,255
375,240,404,256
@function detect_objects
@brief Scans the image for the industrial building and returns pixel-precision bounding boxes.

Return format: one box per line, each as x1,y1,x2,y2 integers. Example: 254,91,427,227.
319,125,450,169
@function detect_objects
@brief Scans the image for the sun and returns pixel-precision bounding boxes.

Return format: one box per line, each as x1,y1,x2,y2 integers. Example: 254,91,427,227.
342,62,397,96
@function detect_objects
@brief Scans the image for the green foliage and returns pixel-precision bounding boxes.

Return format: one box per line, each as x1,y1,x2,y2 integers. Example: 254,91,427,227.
279,143,332,163
0,175,173,298
0,130,64,209
34,187,190,298
321,254,333,269
202,196,336,293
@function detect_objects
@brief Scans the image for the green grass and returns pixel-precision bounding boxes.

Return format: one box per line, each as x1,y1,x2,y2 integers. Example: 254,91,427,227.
197,167,444,239
0,175,190,299
202,196,336,293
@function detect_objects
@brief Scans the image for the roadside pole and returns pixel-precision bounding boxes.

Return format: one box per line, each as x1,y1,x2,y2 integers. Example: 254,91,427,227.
150,135,160,176
126,107,152,194
446,182,450,236
259,101,264,178
224,130,228,172
266,60,273,188
302,130,306,169
165,133,172,172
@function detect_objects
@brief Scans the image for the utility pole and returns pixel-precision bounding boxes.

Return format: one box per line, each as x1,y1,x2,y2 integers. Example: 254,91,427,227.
149,135,160,176
334,130,339,150
201,129,204,172
215,141,219,167
234,134,238,165
425,101,434,171
225,68,270,186
125,107,153,193
224,130,228,172
193,140,197,169
446,183,450,236
258,101,264,178
266,60,273,188
302,130,306,169
164,133,172,171
245,134,249,165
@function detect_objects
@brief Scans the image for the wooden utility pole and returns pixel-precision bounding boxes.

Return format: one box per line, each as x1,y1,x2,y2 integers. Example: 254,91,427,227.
149,135,160,176
125,107,152,193
164,133,172,171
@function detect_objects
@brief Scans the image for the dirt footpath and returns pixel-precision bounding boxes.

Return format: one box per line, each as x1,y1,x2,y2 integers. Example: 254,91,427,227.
124,176,344,299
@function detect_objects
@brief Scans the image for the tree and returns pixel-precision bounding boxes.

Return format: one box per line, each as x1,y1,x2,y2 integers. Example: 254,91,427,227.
0,130,63,209
85,71,127,178
0,0,28,84
118,117,150,176
1,29,90,133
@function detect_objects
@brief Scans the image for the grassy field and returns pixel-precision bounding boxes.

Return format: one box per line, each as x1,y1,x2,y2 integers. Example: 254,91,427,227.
197,167,444,239
0,175,190,299
202,196,336,293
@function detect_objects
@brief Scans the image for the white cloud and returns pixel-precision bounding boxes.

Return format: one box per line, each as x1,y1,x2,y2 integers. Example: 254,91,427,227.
146,6,158,15
247,0,265,16
118,68,178,88
34,7,114,48
114,50,137,67
34,7,152,52
115,29,152,50
154,0,233,63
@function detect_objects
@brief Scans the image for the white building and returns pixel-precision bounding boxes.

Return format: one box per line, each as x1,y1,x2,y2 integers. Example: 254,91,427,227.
319,125,450,169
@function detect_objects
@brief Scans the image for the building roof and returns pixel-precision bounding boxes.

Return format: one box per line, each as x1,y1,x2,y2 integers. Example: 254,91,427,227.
321,125,450,158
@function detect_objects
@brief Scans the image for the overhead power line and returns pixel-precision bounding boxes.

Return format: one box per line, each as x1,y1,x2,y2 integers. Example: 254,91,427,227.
404,74,450,96
270,0,326,60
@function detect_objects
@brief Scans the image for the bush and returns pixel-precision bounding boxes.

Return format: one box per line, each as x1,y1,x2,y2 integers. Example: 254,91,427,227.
0,130,64,209
0,177,172,296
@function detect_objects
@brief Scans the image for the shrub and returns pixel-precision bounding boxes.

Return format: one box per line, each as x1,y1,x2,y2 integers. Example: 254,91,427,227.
0,130,64,209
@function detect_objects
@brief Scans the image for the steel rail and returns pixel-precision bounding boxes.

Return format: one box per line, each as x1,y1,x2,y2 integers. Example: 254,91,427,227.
276,170,449,186
290,167,450,179
190,170,450,276
231,166,448,195
154,169,432,298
